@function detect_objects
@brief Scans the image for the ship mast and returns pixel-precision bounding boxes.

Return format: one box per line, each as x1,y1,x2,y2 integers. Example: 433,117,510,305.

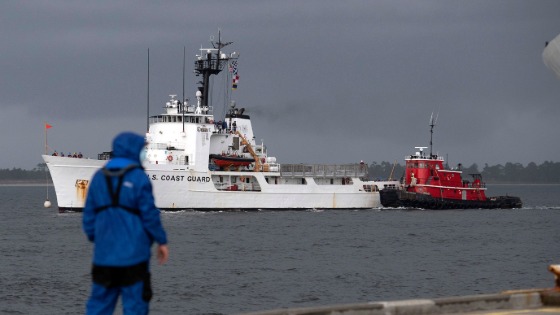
194,31,235,107
429,112,438,157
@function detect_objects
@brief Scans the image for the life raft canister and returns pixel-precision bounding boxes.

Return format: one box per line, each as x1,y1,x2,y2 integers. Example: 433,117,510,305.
167,155,173,162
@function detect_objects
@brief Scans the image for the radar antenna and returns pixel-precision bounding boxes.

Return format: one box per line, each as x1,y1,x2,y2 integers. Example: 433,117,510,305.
429,111,438,157
212,38,233,50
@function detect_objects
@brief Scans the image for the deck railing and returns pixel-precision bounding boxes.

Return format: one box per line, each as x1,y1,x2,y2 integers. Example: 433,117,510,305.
280,164,368,178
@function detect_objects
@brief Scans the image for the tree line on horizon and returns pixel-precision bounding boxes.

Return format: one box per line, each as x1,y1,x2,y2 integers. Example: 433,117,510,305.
369,161,560,183
1,162,560,183
0,163,48,181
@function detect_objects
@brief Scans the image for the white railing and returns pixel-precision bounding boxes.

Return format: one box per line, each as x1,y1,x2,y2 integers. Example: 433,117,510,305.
280,164,368,178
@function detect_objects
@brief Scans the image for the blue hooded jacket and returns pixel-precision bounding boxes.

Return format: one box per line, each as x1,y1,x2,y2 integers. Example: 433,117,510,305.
83,132,167,267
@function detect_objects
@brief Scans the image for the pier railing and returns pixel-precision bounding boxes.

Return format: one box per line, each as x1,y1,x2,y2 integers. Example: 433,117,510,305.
280,164,368,178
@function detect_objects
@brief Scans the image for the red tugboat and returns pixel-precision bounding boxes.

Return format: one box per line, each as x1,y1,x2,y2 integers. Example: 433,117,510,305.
380,116,522,209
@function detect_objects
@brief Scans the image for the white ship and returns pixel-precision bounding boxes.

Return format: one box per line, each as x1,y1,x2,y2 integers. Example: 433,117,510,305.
43,34,398,212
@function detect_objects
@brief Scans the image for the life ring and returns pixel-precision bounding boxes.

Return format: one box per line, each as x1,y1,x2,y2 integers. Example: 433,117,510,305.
167,155,173,162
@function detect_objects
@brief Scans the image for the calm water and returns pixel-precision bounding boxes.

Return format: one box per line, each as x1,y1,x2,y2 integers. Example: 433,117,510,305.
1,184,559,314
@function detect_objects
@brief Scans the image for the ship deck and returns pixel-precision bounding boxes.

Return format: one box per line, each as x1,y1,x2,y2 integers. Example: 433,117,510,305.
239,288,560,315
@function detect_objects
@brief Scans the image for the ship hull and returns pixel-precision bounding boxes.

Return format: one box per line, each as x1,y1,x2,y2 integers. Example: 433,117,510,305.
379,189,522,210
44,155,396,212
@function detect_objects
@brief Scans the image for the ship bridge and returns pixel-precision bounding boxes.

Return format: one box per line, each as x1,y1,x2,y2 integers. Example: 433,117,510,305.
148,94,215,125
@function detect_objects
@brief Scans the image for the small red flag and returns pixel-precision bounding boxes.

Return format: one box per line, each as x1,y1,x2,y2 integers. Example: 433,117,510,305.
45,123,53,129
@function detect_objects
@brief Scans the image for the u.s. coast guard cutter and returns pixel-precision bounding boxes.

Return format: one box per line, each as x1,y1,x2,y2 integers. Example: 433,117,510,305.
42,35,398,212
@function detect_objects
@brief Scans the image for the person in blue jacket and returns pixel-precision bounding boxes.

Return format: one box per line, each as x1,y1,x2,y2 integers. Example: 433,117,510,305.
83,132,169,315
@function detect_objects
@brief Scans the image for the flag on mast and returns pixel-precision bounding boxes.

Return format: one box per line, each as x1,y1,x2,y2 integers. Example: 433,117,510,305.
232,75,239,90
44,123,53,154
230,60,239,90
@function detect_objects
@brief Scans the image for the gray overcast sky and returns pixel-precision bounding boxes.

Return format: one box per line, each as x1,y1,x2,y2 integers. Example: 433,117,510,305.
2,1,560,169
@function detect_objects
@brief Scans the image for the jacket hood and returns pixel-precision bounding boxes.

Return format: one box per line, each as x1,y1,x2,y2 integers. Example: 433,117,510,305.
111,132,145,163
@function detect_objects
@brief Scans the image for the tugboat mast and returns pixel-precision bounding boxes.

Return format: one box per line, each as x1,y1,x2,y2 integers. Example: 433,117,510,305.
429,112,438,157
194,31,235,107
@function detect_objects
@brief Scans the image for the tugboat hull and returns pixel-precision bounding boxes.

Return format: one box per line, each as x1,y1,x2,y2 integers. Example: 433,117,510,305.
380,189,522,210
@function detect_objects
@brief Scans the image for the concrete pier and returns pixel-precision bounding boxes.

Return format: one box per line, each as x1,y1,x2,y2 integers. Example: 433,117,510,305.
239,289,560,315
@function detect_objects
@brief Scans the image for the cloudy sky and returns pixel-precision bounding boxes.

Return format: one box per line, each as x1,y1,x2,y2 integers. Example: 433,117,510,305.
2,1,560,170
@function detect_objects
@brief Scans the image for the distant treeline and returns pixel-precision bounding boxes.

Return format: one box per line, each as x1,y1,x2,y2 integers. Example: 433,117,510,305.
1,162,560,183
0,164,48,181
369,161,560,183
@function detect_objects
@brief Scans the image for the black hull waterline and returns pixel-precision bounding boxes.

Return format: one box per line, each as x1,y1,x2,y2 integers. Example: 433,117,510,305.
379,189,522,210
